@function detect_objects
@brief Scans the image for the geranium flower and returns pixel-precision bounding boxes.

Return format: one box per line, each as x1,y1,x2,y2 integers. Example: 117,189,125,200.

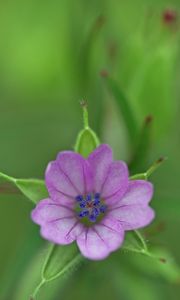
31,144,154,260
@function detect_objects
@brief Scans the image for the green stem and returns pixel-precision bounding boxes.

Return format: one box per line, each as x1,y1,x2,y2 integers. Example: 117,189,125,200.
130,173,147,180
146,157,167,178
30,245,53,298
130,157,167,180
80,100,89,129
0,171,16,183
41,244,55,278
83,107,89,129
31,278,46,300
134,230,148,252
44,253,83,282
123,246,162,261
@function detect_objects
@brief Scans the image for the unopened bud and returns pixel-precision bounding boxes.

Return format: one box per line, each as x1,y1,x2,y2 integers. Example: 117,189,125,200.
163,9,177,24
100,69,109,78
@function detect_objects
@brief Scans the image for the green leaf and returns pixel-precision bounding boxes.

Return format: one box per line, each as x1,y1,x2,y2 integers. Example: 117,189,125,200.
122,230,149,255
31,243,84,299
129,115,153,173
129,247,180,284
121,230,180,283
122,230,167,264
42,243,83,282
0,171,48,204
102,75,138,145
74,101,100,157
80,15,106,90
122,230,167,261
75,128,99,158
16,179,48,203
14,244,65,300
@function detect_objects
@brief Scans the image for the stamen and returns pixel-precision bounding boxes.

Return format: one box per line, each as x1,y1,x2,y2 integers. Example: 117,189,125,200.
86,194,92,201
76,192,107,223
93,198,100,206
79,201,86,208
92,207,100,217
100,205,107,213
89,214,97,222
94,193,100,199
76,195,83,202
79,210,89,218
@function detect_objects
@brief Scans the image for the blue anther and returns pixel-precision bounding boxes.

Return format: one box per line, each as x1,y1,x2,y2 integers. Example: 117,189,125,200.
100,205,107,213
79,210,89,218
86,194,92,201
77,192,107,223
79,201,86,208
75,195,83,202
92,207,100,217
93,198,100,206
89,214,97,222
94,193,100,199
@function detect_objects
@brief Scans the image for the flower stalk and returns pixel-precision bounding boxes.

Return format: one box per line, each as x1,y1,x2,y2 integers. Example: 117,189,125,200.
130,157,167,180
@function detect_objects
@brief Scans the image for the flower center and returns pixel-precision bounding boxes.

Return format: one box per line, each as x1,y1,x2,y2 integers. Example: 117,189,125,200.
75,193,107,224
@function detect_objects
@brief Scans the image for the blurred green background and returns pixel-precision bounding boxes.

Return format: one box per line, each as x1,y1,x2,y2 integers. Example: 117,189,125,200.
0,0,180,299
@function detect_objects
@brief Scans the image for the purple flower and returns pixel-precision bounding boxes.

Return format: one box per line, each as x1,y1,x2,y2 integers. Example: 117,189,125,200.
31,144,154,260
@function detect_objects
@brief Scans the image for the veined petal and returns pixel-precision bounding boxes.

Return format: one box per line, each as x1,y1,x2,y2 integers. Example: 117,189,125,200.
56,151,93,194
31,198,74,226
88,144,113,193
31,198,84,244
40,219,84,245
96,217,124,252
46,151,93,203
102,161,129,202
108,204,155,230
76,218,124,260
117,180,153,206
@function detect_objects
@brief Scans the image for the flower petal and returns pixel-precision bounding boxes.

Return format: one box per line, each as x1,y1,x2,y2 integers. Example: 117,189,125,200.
31,198,74,226
117,180,153,206
76,218,124,260
97,216,124,252
101,161,129,203
108,204,155,230
88,144,113,193
40,219,84,245
46,151,92,204
31,199,84,244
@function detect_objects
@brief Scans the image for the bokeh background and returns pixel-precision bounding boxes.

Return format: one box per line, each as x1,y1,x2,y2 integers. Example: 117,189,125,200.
0,0,180,299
